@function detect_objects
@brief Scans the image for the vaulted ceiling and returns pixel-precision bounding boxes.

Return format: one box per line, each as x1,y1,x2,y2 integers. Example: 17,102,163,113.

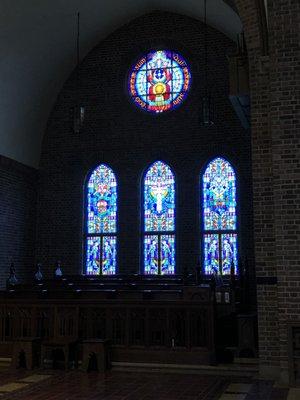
0,0,242,167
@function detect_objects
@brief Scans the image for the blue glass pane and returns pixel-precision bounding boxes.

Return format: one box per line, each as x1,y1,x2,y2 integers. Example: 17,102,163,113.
203,158,236,230
135,69,148,97
160,235,175,275
144,161,175,232
204,234,220,275
129,50,191,113
86,237,101,275
144,235,159,275
87,164,117,234
102,236,117,275
221,233,238,275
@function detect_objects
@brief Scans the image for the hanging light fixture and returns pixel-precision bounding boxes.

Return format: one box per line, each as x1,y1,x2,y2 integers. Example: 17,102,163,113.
73,12,85,133
200,0,214,126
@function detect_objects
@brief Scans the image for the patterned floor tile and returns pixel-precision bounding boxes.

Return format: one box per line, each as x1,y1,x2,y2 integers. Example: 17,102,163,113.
226,383,252,393
0,382,29,392
219,394,246,400
18,374,52,383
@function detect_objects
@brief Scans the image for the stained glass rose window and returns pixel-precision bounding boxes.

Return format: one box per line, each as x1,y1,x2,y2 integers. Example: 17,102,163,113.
129,50,191,113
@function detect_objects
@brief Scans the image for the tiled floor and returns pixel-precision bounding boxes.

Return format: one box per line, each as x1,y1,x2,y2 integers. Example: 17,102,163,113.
0,369,293,400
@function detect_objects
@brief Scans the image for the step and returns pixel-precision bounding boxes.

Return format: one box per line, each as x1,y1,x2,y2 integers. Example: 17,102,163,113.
112,360,259,377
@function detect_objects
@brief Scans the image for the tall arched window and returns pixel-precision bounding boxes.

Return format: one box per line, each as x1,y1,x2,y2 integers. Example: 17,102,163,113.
143,161,175,275
202,157,238,275
85,164,117,275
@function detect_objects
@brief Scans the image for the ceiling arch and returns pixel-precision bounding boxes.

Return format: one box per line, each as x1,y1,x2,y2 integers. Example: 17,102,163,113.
0,0,242,167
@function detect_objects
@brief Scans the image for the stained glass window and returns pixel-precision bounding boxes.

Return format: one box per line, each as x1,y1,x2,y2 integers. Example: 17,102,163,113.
143,161,175,274
203,234,219,275
129,50,191,113
144,235,159,275
202,158,238,274
221,233,237,275
160,235,175,275
85,164,117,275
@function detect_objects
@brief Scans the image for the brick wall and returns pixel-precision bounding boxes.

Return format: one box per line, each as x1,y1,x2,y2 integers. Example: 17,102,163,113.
37,11,255,293
268,0,300,384
236,0,300,384
0,2,298,385
235,0,280,376
0,155,37,288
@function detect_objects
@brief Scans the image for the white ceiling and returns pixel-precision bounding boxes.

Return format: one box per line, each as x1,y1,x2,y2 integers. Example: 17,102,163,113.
0,0,242,168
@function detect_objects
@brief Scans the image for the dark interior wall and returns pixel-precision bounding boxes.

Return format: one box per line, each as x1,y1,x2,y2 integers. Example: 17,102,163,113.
37,11,254,287
0,155,37,287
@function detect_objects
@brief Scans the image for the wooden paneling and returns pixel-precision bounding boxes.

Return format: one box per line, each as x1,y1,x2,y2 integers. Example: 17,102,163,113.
0,283,214,365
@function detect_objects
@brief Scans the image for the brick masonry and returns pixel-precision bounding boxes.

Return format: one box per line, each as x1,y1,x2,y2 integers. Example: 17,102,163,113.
235,0,300,384
1,2,298,384
36,11,254,290
0,155,37,287
235,0,280,377
268,0,300,384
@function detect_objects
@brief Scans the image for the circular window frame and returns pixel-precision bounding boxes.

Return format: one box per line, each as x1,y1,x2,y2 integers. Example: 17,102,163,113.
128,49,192,114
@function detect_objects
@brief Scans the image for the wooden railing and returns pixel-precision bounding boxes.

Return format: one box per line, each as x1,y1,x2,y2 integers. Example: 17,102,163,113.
0,281,215,365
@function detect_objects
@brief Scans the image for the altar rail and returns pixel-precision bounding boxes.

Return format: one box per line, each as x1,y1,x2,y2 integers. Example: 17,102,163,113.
0,284,215,365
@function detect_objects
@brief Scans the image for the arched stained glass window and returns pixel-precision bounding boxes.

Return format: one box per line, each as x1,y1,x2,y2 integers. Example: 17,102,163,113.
85,164,117,275
129,50,191,113
143,161,175,274
202,157,238,275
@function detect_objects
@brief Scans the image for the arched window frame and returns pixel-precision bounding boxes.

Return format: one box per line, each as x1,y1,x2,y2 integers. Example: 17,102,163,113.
142,161,176,275
84,163,118,275
201,157,239,275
